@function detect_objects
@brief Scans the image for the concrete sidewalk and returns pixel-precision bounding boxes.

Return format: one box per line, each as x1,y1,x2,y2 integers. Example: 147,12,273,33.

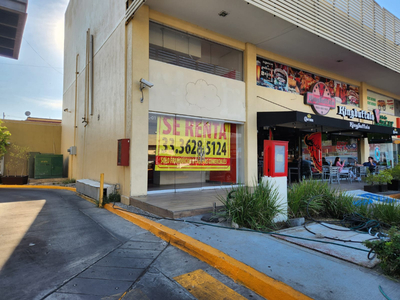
2,185,399,299
112,203,400,300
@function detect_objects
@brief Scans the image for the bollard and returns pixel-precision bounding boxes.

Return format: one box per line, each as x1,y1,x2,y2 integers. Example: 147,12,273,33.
99,173,104,207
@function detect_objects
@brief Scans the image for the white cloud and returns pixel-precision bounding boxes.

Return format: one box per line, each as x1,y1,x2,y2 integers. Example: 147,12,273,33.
22,97,62,110
186,79,221,110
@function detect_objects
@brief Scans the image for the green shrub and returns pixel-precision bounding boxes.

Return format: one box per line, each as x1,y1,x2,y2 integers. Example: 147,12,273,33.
363,169,392,186
389,164,400,180
219,179,284,231
364,227,400,278
104,191,121,204
287,179,327,218
372,201,400,227
62,178,76,184
322,189,357,219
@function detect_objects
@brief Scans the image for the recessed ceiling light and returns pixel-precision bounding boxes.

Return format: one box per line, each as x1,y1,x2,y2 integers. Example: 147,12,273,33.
218,11,229,17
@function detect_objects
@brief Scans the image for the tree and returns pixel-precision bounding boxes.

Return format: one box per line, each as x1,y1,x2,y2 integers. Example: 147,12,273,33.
0,120,11,157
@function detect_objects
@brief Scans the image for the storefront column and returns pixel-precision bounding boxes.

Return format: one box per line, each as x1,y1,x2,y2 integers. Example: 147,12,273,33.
128,5,149,197
244,43,258,186
359,82,368,162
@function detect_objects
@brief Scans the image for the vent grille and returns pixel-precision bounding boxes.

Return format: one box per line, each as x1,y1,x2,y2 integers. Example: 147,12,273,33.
150,45,242,80
247,0,400,75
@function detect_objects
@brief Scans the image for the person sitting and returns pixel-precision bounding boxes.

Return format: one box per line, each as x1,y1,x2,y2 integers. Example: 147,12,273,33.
360,156,377,173
322,157,330,166
334,157,358,181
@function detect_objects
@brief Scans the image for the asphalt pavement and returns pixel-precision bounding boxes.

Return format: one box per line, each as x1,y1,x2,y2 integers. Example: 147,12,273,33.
0,189,263,300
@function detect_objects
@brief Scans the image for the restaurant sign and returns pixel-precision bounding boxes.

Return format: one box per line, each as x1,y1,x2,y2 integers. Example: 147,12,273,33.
337,106,375,121
305,82,336,115
377,115,394,127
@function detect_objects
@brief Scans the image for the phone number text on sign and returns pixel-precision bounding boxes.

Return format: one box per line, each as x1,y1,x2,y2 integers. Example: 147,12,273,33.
155,116,231,171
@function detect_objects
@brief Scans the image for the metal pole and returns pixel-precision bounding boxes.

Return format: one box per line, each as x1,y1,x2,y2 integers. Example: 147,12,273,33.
99,173,104,207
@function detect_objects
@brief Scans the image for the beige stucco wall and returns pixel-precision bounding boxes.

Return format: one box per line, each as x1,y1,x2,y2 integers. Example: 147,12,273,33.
62,0,127,198
2,120,61,175
149,60,246,122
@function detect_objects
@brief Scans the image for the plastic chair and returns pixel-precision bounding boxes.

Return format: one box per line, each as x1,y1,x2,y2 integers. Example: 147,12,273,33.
322,166,330,181
329,167,340,184
359,166,367,179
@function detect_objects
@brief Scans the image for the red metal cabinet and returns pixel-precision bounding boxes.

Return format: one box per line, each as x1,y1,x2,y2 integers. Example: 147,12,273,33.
117,139,130,166
263,140,288,177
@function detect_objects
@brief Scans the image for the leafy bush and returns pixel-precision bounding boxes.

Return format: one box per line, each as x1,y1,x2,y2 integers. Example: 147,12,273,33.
218,179,284,230
62,178,76,184
6,144,30,176
322,189,357,219
104,191,121,204
287,179,327,218
364,227,400,278
0,120,11,158
364,169,392,186
389,164,400,180
372,200,400,227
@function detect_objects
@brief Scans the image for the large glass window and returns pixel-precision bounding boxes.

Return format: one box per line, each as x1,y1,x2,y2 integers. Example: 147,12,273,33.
149,22,243,81
369,143,398,167
148,113,244,192
302,134,359,166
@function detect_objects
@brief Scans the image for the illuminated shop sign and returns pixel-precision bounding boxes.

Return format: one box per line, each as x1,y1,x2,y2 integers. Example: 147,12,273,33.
305,82,335,115
304,114,314,122
349,122,370,130
337,106,375,121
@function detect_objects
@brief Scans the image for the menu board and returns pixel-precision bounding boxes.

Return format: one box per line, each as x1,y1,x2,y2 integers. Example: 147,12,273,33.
256,57,359,107
367,90,395,116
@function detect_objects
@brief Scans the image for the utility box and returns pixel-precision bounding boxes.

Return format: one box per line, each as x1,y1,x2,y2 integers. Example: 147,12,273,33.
28,152,41,178
263,140,288,177
117,139,130,166
67,146,77,155
34,154,63,179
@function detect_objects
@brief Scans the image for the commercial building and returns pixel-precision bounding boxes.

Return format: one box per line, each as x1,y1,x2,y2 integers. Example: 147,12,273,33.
62,0,400,207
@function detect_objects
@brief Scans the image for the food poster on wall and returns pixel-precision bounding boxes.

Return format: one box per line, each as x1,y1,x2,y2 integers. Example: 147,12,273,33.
256,57,359,107
155,116,231,171
367,90,395,116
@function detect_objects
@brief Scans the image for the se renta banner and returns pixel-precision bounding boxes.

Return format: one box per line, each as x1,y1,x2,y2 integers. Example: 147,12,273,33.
155,116,231,171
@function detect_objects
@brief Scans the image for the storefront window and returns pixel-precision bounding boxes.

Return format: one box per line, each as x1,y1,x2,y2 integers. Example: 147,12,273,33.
368,143,398,167
302,134,359,166
148,113,244,192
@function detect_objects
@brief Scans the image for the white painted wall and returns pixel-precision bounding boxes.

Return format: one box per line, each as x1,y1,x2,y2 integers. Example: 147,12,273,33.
149,60,246,122
262,176,288,222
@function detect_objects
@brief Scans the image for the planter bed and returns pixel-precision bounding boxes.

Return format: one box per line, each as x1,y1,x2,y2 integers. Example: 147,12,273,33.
1,176,28,185
364,185,379,193
388,179,400,191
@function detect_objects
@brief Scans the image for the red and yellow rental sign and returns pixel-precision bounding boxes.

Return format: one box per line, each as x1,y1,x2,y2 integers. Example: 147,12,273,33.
155,116,231,171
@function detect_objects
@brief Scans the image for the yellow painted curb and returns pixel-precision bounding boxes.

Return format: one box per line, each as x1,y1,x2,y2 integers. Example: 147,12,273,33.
0,185,76,192
77,193,98,205
104,204,312,300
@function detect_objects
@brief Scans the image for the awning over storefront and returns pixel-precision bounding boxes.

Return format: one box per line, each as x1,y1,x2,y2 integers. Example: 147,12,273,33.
257,111,400,136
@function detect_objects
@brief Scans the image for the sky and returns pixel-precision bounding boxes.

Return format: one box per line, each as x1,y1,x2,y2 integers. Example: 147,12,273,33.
0,0,399,121
0,0,69,120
